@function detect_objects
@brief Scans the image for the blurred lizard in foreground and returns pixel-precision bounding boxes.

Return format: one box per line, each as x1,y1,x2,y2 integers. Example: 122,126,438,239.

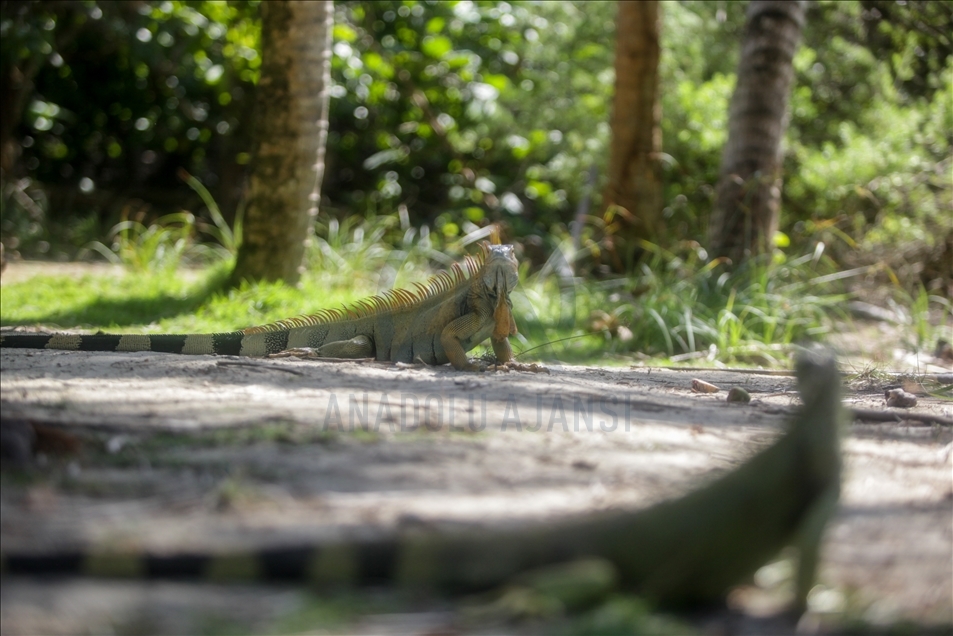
1,347,845,616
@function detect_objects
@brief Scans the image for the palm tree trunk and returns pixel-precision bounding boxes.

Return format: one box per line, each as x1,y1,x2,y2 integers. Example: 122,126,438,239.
708,1,805,265
603,0,663,270
229,0,332,286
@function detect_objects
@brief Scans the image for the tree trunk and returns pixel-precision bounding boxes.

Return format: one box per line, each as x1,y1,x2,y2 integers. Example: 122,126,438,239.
708,1,805,265
603,0,663,269
229,0,332,286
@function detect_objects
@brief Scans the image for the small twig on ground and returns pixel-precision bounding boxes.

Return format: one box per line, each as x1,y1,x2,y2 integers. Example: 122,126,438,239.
884,372,953,384
850,408,953,427
646,366,797,376
215,360,307,376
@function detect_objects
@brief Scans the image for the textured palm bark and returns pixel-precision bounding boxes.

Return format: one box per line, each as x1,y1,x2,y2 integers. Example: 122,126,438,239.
603,0,663,268
708,1,805,264
229,0,332,286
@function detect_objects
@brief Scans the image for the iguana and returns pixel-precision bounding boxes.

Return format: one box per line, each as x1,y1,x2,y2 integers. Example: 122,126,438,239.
1,348,845,614
0,243,520,371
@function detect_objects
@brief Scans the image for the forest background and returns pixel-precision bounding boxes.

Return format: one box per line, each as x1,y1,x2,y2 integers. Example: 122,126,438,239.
1,0,950,366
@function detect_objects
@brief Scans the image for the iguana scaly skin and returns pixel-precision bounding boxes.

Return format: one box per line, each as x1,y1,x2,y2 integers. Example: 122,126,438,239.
0,348,845,612
0,243,520,371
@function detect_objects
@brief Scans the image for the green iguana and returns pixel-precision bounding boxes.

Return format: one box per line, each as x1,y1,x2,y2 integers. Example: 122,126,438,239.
1,348,845,613
0,243,520,372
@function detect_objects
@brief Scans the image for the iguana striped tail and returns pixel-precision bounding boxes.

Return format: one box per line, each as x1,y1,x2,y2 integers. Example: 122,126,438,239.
0,331,249,355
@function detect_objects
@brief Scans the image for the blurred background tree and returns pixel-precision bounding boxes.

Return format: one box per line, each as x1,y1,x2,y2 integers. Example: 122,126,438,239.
228,0,331,286
602,0,663,272
0,0,949,295
709,0,805,264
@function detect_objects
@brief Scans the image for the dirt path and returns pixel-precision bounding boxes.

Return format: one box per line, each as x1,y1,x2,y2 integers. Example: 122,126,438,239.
1,346,950,635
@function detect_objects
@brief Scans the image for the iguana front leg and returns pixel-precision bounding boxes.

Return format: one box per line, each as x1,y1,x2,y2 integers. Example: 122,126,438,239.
440,313,489,371
442,292,518,371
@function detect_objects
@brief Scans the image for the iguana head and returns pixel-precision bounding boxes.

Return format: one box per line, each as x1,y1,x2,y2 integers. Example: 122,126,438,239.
794,345,840,406
793,345,845,470
482,244,520,298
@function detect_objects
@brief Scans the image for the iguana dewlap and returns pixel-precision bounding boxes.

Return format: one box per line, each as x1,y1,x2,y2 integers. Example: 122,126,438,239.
0,243,520,371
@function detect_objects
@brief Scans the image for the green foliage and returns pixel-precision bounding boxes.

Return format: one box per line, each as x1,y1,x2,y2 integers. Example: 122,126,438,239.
649,1,745,245
0,178,50,254
1,0,261,241
325,0,616,237
516,237,849,366
663,1,748,82
784,11,952,290
857,0,953,100
81,210,200,272
178,168,242,254
1,0,949,307
77,171,238,272
19,0,261,185
658,72,734,241
655,0,951,294
895,283,953,355
3,0,621,258
787,35,951,223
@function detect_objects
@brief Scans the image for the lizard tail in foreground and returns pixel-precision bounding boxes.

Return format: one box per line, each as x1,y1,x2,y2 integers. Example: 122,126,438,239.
0,348,844,613
0,243,519,371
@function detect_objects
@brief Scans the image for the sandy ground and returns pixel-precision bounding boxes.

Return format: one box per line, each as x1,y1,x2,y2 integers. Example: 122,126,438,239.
1,259,952,635
1,344,951,635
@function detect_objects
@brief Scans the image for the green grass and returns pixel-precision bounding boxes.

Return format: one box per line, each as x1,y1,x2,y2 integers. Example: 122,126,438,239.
511,237,852,366
1,265,227,330
0,258,385,335
6,212,944,368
